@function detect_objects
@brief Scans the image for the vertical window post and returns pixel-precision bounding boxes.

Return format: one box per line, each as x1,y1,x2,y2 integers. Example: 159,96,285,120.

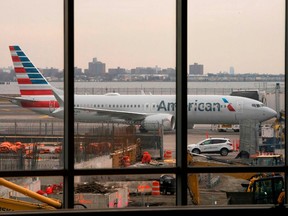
176,0,188,205
64,0,75,209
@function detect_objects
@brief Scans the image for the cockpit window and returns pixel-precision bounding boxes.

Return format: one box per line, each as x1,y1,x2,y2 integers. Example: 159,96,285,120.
252,103,264,108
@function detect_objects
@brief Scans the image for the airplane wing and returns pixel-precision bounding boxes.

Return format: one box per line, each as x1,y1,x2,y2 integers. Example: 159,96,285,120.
75,107,148,121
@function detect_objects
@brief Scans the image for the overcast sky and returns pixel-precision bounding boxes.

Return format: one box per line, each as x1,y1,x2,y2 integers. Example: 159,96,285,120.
0,0,285,74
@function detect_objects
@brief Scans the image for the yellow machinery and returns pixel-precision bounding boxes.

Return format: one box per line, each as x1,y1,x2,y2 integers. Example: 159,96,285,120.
187,152,285,205
0,178,62,211
187,152,254,205
226,173,285,205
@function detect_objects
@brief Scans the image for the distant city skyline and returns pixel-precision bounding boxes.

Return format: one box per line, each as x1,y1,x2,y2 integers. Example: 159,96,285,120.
0,56,285,76
0,0,285,74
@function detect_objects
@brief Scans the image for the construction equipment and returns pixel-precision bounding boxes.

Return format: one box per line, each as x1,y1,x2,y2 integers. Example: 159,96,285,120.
259,110,285,152
0,178,62,211
226,173,285,205
187,152,253,205
187,152,285,205
235,150,284,166
251,153,284,166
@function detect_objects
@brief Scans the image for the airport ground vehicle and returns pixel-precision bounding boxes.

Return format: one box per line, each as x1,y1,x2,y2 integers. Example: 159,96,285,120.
217,124,240,132
159,174,176,195
187,137,233,156
251,153,284,166
226,173,285,205
187,152,285,205
0,178,62,211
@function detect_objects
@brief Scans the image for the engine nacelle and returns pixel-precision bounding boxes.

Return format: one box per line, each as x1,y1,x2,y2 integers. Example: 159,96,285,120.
141,114,175,131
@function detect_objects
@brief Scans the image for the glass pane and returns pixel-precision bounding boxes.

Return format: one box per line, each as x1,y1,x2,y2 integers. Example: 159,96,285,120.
187,0,285,206
187,125,285,167
75,0,176,169
187,172,285,206
188,0,285,165
0,0,63,171
75,174,176,208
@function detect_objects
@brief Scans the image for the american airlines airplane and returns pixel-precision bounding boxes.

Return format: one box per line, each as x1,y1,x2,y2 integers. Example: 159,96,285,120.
1,45,277,132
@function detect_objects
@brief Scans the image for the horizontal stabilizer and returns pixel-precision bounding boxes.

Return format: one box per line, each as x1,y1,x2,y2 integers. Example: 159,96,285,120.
0,95,35,103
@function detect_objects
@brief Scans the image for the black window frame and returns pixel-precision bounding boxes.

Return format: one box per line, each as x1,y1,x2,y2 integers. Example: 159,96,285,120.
1,0,287,214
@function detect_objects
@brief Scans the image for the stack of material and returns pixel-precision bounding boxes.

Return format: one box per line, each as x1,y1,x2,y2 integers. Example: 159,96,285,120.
75,182,117,194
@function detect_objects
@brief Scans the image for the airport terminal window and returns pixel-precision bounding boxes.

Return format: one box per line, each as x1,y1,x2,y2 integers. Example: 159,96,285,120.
0,0,286,214
70,1,284,210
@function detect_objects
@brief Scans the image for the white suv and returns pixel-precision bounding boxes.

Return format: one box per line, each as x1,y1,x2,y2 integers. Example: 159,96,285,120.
187,138,233,156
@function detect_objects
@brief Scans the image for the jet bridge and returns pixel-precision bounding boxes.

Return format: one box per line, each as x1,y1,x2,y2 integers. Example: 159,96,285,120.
238,119,260,155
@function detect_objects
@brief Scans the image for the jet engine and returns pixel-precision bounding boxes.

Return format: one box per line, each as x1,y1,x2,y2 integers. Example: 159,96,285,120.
140,114,175,132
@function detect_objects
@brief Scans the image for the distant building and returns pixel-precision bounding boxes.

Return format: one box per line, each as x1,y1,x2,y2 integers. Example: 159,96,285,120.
108,67,126,76
229,66,235,75
41,67,61,81
108,67,127,81
1,67,13,73
74,67,82,75
86,57,106,77
189,63,203,75
131,67,157,75
74,67,85,81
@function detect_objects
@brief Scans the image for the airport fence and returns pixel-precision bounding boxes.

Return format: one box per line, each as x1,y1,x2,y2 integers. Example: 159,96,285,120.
0,120,164,170
74,86,283,95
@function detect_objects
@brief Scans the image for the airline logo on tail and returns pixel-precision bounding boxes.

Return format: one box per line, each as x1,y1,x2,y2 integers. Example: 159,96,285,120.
9,45,59,109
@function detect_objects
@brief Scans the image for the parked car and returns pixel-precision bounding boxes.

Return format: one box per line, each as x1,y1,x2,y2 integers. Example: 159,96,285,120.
187,137,233,156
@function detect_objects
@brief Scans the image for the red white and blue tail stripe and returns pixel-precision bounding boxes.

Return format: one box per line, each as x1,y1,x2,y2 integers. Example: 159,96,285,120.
9,45,59,111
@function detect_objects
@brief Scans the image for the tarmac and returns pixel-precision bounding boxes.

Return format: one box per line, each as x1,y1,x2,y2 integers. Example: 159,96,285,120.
0,100,279,207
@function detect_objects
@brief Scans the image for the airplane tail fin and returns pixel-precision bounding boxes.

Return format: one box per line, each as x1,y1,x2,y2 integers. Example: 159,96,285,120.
9,46,60,112
9,45,54,98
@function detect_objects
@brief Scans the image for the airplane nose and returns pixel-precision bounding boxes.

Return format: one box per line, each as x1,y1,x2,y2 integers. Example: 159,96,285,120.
265,108,277,120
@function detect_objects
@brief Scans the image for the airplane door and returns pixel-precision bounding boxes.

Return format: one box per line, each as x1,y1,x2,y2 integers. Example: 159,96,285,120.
236,101,243,112
49,100,56,113
235,101,243,121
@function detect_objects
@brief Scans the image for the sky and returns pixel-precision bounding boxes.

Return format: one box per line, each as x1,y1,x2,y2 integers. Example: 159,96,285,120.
0,0,285,74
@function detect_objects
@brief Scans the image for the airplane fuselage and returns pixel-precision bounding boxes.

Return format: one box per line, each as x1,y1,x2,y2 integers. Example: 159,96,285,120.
6,45,277,132
22,94,276,126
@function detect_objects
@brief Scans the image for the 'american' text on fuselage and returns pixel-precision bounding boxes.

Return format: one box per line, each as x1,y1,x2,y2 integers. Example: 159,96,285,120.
157,100,222,112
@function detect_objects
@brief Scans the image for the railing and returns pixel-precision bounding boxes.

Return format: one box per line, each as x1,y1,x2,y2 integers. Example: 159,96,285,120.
74,87,284,95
